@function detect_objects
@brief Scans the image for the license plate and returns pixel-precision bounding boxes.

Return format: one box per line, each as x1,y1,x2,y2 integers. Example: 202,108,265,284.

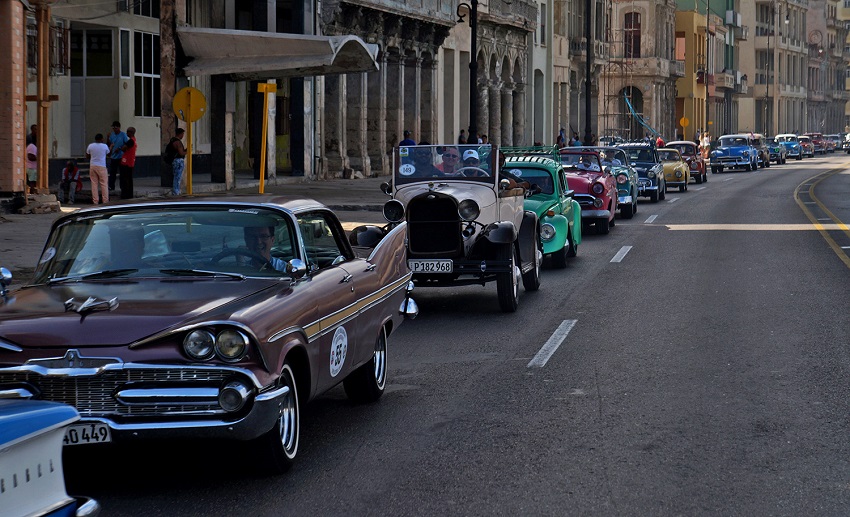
408,259,453,273
63,422,112,446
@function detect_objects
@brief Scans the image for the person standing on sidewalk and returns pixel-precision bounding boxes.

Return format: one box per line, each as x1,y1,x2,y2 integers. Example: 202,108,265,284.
119,127,137,199
87,133,110,205
166,128,187,196
107,121,128,193
59,160,83,205
25,136,37,194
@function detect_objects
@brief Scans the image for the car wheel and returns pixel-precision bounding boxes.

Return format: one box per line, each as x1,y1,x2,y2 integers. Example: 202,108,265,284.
745,162,752,171
620,201,634,219
496,243,519,313
659,183,666,200
566,229,578,258
256,362,300,474
344,327,387,403
649,190,659,202
596,217,610,235
797,155,803,160
551,241,569,269
521,236,541,292
695,173,703,184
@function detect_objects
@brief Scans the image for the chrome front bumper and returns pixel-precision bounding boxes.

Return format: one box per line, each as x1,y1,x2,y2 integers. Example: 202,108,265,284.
618,194,633,205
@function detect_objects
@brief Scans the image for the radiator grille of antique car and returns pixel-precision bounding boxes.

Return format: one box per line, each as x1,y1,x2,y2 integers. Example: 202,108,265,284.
0,368,235,417
406,195,462,255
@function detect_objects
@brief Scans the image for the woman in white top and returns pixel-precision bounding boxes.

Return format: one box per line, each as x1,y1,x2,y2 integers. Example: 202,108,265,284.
86,133,111,205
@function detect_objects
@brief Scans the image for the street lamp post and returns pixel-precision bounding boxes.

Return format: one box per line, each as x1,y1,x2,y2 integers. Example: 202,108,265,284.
583,0,594,145
457,1,479,142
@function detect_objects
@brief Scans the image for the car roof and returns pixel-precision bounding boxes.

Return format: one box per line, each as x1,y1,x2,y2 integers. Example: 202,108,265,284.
504,156,560,169
61,195,331,219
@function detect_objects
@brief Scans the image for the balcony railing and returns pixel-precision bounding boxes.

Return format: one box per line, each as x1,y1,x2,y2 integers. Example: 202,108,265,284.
671,60,685,77
734,25,749,41
716,72,735,89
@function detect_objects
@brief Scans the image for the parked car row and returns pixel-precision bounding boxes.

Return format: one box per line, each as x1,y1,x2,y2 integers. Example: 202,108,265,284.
708,132,825,173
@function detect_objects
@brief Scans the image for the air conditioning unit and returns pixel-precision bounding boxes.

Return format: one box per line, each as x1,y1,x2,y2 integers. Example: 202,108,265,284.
725,10,742,28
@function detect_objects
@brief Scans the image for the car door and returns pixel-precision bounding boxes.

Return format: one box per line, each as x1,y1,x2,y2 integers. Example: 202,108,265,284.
296,210,361,393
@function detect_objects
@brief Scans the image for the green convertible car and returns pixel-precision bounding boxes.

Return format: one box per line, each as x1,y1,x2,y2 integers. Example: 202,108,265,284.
503,154,582,268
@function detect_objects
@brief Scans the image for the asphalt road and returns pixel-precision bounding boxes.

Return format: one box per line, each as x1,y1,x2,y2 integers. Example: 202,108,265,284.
65,154,850,515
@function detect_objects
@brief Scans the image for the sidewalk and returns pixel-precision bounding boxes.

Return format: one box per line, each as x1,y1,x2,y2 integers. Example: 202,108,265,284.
0,173,391,285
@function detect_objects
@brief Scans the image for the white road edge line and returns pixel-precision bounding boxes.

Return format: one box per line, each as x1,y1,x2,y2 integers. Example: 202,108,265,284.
645,215,658,224
528,319,578,368
611,245,633,263
694,187,707,191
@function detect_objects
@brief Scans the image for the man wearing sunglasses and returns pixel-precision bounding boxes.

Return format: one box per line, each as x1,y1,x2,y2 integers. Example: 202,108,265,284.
437,146,462,175
410,143,442,178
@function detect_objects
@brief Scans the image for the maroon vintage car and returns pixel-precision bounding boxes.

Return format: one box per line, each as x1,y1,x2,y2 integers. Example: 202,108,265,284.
667,140,708,184
0,197,417,474
559,149,618,234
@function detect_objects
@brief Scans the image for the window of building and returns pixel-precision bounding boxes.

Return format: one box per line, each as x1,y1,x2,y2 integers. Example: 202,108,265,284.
134,31,161,118
120,29,130,78
624,12,641,59
69,29,113,77
131,0,160,18
538,3,547,45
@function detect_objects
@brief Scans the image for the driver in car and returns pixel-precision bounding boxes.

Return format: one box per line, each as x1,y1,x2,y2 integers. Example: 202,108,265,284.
244,226,287,271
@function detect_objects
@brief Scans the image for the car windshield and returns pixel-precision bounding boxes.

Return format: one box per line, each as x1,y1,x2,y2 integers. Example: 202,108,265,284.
776,135,797,143
658,150,681,162
621,148,655,164
668,143,696,156
581,147,627,167
560,152,603,171
503,166,555,195
395,144,495,185
720,137,748,147
33,206,299,283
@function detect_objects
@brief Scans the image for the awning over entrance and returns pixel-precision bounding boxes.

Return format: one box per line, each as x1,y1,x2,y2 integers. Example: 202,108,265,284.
177,27,379,80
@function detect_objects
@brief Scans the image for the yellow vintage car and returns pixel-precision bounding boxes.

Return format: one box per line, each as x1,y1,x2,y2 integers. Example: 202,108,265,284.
657,147,691,192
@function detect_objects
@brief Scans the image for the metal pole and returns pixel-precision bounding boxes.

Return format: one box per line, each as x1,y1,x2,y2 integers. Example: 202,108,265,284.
583,0,593,144
468,0,478,142
705,0,710,137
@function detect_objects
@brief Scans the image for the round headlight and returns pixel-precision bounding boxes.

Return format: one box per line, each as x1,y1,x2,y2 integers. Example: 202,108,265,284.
540,223,556,242
616,174,627,184
216,330,249,361
689,161,698,169
591,182,605,195
184,330,215,360
593,198,604,208
675,171,683,178
383,200,405,223
458,199,480,221
648,170,656,178
742,151,749,157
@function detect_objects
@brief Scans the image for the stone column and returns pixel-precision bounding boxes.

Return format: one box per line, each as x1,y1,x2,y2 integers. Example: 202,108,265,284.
476,76,489,143
488,81,502,144
344,71,370,177
429,57,439,143
513,83,526,146
0,0,26,193
501,83,514,146
368,51,388,175
414,55,423,139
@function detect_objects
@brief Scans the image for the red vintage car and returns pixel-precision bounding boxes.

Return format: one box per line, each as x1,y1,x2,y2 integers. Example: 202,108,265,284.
804,132,826,155
798,135,816,158
559,149,618,234
667,140,707,184
0,197,418,474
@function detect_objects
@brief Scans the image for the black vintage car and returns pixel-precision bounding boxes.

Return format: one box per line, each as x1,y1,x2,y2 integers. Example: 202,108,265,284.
617,142,667,203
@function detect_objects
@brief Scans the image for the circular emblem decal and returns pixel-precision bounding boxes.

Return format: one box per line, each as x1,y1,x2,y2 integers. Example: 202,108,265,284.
329,326,348,377
399,164,416,176
509,168,523,176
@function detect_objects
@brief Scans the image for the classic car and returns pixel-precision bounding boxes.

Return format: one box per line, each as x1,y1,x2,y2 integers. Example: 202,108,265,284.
0,198,418,474
383,144,541,313
824,134,842,153
775,133,803,160
797,135,816,158
751,134,771,168
843,134,850,153
657,148,691,191
617,142,667,202
804,132,826,154
502,154,582,268
0,399,100,517
559,149,618,234
709,134,759,172
667,140,707,184
582,146,639,218
765,136,788,164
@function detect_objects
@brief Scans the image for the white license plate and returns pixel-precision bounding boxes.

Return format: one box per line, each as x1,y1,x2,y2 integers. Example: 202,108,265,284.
408,259,453,273
63,422,112,446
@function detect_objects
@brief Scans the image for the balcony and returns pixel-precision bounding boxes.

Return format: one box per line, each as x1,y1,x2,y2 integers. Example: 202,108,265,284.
671,60,685,77
734,71,748,95
569,38,610,60
734,25,749,41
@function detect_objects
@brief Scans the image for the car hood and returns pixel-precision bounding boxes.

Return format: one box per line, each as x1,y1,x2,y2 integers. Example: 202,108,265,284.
394,182,497,209
0,279,281,348
713,146,751,155
524,197,559,214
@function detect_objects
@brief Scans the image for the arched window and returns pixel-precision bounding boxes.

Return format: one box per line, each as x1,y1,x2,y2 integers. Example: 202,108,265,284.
625,12,641,59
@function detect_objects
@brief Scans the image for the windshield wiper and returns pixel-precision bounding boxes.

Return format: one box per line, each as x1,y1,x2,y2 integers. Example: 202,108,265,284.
48,268,139,284
159,268,245,280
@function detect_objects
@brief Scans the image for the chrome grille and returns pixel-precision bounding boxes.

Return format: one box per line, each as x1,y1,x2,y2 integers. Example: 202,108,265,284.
0,368,231,417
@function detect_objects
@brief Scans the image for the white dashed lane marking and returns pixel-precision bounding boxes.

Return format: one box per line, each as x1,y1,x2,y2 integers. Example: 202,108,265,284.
528,319,578,368
667,198,679,203
645,215,658,224
610,246,633,263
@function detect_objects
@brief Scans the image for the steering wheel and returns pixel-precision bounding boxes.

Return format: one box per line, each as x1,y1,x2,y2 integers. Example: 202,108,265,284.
455,166,490,178
210,248,274,271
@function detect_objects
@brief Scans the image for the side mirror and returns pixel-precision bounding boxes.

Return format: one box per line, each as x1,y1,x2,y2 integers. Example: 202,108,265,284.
380,182,392,196
286,259,308,279
499,178,511,190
